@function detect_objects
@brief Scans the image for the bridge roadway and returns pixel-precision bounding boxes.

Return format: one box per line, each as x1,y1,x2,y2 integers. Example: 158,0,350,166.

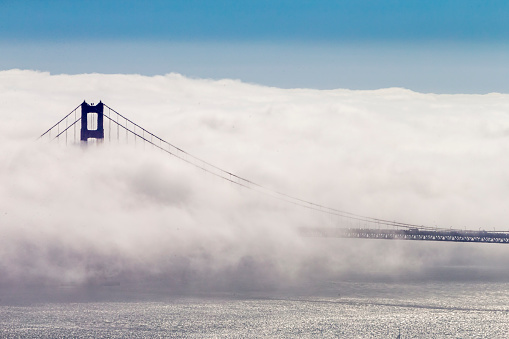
301,227,509,244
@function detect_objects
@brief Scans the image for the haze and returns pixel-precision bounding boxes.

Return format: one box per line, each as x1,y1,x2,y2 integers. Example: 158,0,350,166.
2,70,509,295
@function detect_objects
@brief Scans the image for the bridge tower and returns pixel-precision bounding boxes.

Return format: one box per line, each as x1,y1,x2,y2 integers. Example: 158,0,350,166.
81,101,104,143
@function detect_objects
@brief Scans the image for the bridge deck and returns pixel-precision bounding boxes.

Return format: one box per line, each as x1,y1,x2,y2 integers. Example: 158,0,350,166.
301,227,509,244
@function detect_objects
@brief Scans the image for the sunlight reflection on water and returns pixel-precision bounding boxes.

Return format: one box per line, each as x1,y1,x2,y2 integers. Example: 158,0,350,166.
1,282,508,338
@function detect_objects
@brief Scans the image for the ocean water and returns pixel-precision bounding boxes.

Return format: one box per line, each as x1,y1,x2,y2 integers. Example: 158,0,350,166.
1,282,508,338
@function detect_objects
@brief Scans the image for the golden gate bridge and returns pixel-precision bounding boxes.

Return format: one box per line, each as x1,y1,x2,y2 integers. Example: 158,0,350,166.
39,101,509,244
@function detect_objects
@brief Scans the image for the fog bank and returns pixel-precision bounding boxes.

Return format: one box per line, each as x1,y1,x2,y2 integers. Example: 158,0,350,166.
2,70,509,295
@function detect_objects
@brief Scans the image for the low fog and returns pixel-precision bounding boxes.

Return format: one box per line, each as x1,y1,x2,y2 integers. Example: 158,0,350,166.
2,70,509,296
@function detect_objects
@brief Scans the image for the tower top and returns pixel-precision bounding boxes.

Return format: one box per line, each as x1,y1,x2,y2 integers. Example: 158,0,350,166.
81,101,104,142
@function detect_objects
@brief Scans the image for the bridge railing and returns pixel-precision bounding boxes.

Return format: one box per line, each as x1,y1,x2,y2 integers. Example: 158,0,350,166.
300,227,509,244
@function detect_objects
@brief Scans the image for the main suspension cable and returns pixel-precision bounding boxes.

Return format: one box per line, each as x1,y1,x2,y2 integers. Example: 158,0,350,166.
103,110,457,231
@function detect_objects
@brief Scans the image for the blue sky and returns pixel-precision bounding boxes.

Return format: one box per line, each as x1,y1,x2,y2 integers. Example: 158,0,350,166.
1,0,509,92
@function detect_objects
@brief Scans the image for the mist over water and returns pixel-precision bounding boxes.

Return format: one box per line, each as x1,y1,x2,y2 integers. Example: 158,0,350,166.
2,70,509,299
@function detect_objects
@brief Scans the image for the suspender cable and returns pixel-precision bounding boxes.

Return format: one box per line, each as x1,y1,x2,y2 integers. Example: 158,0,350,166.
39,104,81,139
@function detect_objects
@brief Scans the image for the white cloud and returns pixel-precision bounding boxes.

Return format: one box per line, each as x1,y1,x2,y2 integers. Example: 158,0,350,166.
2,70,509,292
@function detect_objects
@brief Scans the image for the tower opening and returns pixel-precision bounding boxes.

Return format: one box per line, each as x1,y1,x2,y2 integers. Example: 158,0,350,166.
87,113,98,130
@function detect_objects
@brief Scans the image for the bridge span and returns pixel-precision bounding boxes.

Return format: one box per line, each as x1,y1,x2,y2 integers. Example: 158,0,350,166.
301,227,509,244
40,101,508,244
